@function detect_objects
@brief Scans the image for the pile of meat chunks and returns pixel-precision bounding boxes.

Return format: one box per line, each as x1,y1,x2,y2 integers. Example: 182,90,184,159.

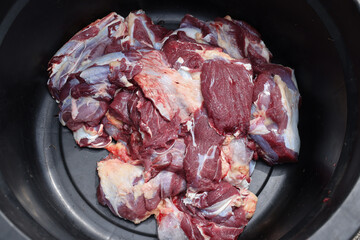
48,10,300,240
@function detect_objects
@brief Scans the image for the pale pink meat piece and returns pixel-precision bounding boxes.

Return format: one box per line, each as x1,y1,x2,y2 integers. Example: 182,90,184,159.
97,157,186,223
133,50,203,122
221,136,254,189
126,10,170,50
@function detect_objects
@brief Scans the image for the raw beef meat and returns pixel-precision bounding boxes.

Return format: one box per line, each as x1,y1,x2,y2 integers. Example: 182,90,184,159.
47,12,145,148
163,26,255,135
221,136,254,189
179,14,272,64
183,110,225,192
144,138,187,179
125,10,170,50
97,156,186,223
48,12,126,100
73,124,111,148
249,64,300,164
156,182,257,240
47,10,301,240
133,50,203,122
201,58,253,135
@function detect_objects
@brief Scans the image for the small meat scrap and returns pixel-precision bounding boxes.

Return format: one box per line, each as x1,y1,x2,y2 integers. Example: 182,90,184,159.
47,10,301,240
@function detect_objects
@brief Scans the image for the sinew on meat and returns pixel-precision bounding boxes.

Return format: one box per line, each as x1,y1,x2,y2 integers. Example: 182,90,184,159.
47,10,300,240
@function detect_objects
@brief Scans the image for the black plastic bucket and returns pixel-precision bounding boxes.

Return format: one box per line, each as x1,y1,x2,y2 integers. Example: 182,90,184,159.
0,0,359,239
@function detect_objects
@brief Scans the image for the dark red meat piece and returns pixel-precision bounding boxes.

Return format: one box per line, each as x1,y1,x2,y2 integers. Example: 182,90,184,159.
200,58,253,135
162,37,204,70
183,110,225,192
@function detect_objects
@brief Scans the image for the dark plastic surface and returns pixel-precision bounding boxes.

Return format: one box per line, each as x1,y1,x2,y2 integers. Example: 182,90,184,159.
0,0,359,239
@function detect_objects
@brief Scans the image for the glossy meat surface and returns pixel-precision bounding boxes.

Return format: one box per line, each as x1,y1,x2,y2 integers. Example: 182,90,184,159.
97,157,186,223
156,183,257,240
249,64,300,164
183,110,225,192
47,10,301,240
201,58,253,135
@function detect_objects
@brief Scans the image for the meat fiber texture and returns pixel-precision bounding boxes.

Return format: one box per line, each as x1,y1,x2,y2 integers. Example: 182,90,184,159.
47,10,301,240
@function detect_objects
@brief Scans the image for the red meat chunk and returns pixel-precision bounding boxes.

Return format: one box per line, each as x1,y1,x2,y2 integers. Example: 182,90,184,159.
201,58,253,135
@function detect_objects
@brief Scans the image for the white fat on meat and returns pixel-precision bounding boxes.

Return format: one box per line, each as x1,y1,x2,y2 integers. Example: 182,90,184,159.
213,23,243,60
73,125,108,147
185,119,197,147
134,50,203,122
249,117,271,135
194,48,233,62
194,48,253,82
237,188,258,219
243,35,271,63
92,84,112,99
161,27,202,45
274,74,300,153
109,60,136,87
222,137,253,189
97,159,161,223
156,199,188,240
251,40,271,62
79,66,110,84
97,159,145,212
98,158,186,223
234,61,252,72
126,10,161,49
161,26,215,46
201,197,234,217
70,97,98,120
183,190,208,206
178,65,201,82
196,145,218,179
49,13,126,92
182,187,257,219
144,171,183,199
257,81,272,110
78,52,128,72
249,81,272,135
177,27,201,40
